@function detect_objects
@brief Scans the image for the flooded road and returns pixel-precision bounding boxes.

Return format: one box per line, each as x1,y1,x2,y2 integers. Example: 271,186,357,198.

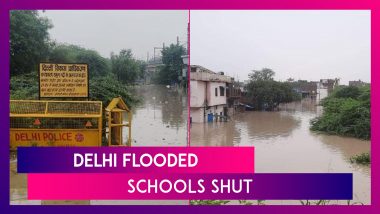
126,85,187,147
97,85,188,205
191,98,371,204
94,84,188,205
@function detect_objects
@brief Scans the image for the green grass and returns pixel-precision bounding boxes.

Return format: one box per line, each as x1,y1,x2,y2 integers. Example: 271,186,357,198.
300,200,364,205
350,153,370,165
190,200,230,205
189,200,266,205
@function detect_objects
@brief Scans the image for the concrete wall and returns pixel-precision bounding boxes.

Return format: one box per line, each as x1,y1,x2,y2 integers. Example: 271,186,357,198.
190,80,206,108
317,88,328,101
190,75,228,123
207,82,227,106
190,69,232,83
190,107,204,123
190,105,227,123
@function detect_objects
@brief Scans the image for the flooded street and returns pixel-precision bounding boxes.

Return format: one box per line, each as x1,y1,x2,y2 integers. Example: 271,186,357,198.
126,85,187,147
95,84,188,205
94,84,188,205
191,99,371,204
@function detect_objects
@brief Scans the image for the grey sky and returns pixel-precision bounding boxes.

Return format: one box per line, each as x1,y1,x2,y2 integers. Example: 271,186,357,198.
190,10,370,85
42,10,188,60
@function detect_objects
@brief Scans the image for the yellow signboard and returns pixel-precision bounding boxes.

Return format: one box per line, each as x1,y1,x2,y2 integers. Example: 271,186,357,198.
39,63,88,98
10,129,100,150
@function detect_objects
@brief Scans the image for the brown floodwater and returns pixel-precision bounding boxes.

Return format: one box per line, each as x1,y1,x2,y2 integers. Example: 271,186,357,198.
190,98,371,205
96,84,189,205
125,84,187,147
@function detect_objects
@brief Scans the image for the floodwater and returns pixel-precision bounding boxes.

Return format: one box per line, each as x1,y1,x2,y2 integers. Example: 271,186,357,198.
126,84,187,146
191,98,371,205
93,84,188,205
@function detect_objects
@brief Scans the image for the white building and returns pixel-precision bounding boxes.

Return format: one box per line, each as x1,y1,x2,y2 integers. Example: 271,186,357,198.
190,65,232,123
317,78,340,101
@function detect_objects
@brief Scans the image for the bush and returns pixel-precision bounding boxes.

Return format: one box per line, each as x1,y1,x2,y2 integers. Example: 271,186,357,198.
310,86,370,140
10,72,138,108
333,86,361,99
89,74,139,107
10,73,39,99
350,153,370,165
190,200,230,205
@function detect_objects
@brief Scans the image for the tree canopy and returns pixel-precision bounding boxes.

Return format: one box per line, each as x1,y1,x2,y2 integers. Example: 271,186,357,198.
10,10,53,75
245,68,299,110
111,49,145,84
155,44,186,85
248,68,275,81
49,44,110,78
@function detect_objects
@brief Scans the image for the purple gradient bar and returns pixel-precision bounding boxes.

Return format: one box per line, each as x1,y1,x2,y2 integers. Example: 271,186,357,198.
17,147,255,173
253,173,352,200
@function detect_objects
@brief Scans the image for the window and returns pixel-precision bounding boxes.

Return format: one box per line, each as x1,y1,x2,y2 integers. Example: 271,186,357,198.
220,86,225,96
215,87,218,96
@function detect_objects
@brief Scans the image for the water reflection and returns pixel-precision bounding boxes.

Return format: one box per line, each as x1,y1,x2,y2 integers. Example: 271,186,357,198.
190,99,370,204
190,121,240,146
125,85,187,146
191,111,301,146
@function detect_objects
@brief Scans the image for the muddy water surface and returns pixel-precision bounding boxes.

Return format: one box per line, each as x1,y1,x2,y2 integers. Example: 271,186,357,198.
191,99,370,204
126,85,187,146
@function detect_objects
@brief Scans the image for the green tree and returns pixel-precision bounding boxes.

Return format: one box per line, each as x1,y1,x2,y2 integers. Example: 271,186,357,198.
10,10,53,75
49,44,110,78
248,68,275,81
136,59,147,79
111,49,142,84
155,44,186,85
245,68,299,110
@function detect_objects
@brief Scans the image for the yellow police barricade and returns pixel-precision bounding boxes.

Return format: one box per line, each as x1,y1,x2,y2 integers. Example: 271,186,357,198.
105,97,132,147
10,100,103,150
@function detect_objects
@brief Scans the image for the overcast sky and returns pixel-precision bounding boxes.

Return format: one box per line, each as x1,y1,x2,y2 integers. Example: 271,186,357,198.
190,10,370,85
42,10,188,60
